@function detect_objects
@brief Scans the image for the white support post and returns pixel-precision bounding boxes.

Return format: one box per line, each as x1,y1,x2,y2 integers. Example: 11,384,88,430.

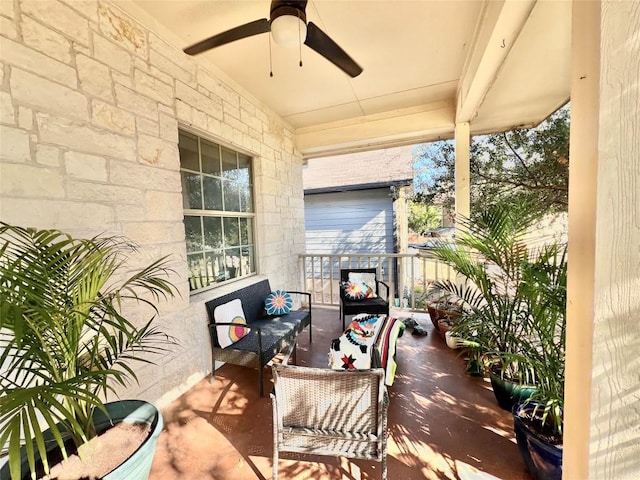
454,122,471,222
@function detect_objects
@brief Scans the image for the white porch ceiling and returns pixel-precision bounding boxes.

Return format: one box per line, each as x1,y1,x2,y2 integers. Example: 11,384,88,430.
122,0,571,158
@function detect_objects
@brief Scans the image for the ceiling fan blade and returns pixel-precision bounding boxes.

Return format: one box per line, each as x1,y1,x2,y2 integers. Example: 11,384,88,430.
304,22,362,78
184,18,271,55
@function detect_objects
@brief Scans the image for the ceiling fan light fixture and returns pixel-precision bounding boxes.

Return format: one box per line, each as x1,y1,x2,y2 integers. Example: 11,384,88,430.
271,14,307,48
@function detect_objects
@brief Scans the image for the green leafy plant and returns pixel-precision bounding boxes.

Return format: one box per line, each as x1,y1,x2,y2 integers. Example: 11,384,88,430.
502,242,567,438
0,224,179,479
427,203,567,438
427,202,541,374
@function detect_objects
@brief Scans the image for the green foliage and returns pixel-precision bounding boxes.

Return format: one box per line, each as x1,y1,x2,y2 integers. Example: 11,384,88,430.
414,104,570,219
0,224,179,479
408,201,442,233
427,203,567,437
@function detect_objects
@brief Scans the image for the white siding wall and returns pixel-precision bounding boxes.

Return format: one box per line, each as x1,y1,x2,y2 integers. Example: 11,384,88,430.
304,189,394,254
0,0,305,406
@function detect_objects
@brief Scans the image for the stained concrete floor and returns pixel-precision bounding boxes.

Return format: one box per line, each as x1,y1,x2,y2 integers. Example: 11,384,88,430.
149,307,532,480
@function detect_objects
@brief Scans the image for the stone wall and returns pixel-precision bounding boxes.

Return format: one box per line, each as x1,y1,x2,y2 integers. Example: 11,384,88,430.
0,0,305,405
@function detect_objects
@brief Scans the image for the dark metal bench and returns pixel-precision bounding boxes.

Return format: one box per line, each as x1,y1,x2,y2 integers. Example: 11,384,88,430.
205,279,312,396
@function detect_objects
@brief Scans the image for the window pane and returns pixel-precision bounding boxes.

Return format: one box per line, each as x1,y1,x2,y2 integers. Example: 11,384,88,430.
187,253,209,290
203,216,222,251
239,217,250,245
203,175,223,211
241,246,255,276
225,248,241,280
205,252,225,283
221,147,237,174
201,139,221,175
223,178,240,212
184,216,202,254
179,132,199,171
238,154,252,212
223,217,240,246
180,129,256,292
181,172,202,209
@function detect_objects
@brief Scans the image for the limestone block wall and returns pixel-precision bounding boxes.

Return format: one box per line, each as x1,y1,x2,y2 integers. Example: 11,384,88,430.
0,0,306,405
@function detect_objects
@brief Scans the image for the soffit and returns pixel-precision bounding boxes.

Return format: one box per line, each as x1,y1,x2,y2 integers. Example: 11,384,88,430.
124,0,571,158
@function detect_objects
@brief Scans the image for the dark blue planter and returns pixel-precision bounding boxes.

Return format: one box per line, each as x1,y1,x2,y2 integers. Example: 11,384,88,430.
512,402,563,480
0,400,162,480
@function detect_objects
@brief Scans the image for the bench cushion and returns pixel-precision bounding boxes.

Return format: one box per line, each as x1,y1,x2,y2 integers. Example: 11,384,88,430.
206,279,273,346
228,310,310,365
214,298,250,348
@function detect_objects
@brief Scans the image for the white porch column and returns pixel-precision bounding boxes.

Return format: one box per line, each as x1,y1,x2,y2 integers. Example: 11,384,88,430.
564,1,599,477
565,2,640,479
454,122,471,221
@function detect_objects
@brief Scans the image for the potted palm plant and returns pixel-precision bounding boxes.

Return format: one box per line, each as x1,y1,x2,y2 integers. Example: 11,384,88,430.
428,203,567,479
427,203,546,410
0,224,178,480
507,242,567,480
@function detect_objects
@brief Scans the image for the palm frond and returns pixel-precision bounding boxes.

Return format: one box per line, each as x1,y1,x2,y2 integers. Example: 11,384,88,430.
0,223,178,478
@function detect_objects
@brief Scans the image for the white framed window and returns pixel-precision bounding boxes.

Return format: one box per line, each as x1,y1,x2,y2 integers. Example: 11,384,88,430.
179,130,256,292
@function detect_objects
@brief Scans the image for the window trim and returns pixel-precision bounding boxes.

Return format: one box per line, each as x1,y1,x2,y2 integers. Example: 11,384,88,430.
178,128,258,295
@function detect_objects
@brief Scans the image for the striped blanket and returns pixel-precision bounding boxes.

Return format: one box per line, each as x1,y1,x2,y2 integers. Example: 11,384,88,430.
328,314,405,386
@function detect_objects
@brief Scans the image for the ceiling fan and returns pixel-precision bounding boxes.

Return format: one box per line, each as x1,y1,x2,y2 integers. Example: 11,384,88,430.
183,0,363,78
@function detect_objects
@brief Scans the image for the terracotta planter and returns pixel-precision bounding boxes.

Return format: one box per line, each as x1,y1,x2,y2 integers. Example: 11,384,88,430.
427,303,440,330
437,318,455,340
1,400,162,480
428,301,462,332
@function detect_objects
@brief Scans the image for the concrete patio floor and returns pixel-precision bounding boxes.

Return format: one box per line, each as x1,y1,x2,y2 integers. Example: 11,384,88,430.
149,307,532,480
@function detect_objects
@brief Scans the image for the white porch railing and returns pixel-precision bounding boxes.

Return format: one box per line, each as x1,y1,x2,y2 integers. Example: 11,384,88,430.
299,253,455,310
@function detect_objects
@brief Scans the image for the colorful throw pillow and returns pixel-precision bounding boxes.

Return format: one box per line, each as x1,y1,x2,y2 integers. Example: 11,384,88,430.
342,280,367,301
348,272,377,298
214,298,250,348
265,290,293,316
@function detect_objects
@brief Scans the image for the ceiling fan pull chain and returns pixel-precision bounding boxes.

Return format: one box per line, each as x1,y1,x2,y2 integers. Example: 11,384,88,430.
269,34,274,77
298,10,303,67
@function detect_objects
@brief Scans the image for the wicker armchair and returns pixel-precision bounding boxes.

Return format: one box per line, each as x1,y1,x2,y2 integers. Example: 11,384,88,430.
271,364,388,480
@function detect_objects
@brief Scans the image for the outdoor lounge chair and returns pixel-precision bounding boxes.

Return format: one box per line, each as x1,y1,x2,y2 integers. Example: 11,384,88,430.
339,268,390,330
271,364,388,480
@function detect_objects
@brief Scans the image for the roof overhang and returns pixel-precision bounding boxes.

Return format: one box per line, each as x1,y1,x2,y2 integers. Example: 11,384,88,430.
123,0,570,159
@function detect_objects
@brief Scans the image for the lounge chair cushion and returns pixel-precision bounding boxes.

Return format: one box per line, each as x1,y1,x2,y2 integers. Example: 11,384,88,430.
348,272,377,298
342,280,368,301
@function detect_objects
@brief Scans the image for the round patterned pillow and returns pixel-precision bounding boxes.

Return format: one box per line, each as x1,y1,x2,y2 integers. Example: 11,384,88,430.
343,280,367,301
265,290,293,316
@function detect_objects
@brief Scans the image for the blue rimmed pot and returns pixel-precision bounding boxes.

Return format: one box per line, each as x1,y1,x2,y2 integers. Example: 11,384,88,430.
512,401,563,480
489,364,537,411
0,400,163,480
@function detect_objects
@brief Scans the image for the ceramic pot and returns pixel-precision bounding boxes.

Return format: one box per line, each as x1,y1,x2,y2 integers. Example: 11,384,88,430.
489,365,537,411
437,318,455,340
1,400,162,480
445,330,463,349
512,401,563,480
427,303,440,330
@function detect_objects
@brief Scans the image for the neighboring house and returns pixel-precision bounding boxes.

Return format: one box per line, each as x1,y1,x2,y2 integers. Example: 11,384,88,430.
303,147,413,300
303,146,414,256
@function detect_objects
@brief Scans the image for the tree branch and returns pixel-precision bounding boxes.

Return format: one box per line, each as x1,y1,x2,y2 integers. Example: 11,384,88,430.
502,132,538,186
473,164,566,193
